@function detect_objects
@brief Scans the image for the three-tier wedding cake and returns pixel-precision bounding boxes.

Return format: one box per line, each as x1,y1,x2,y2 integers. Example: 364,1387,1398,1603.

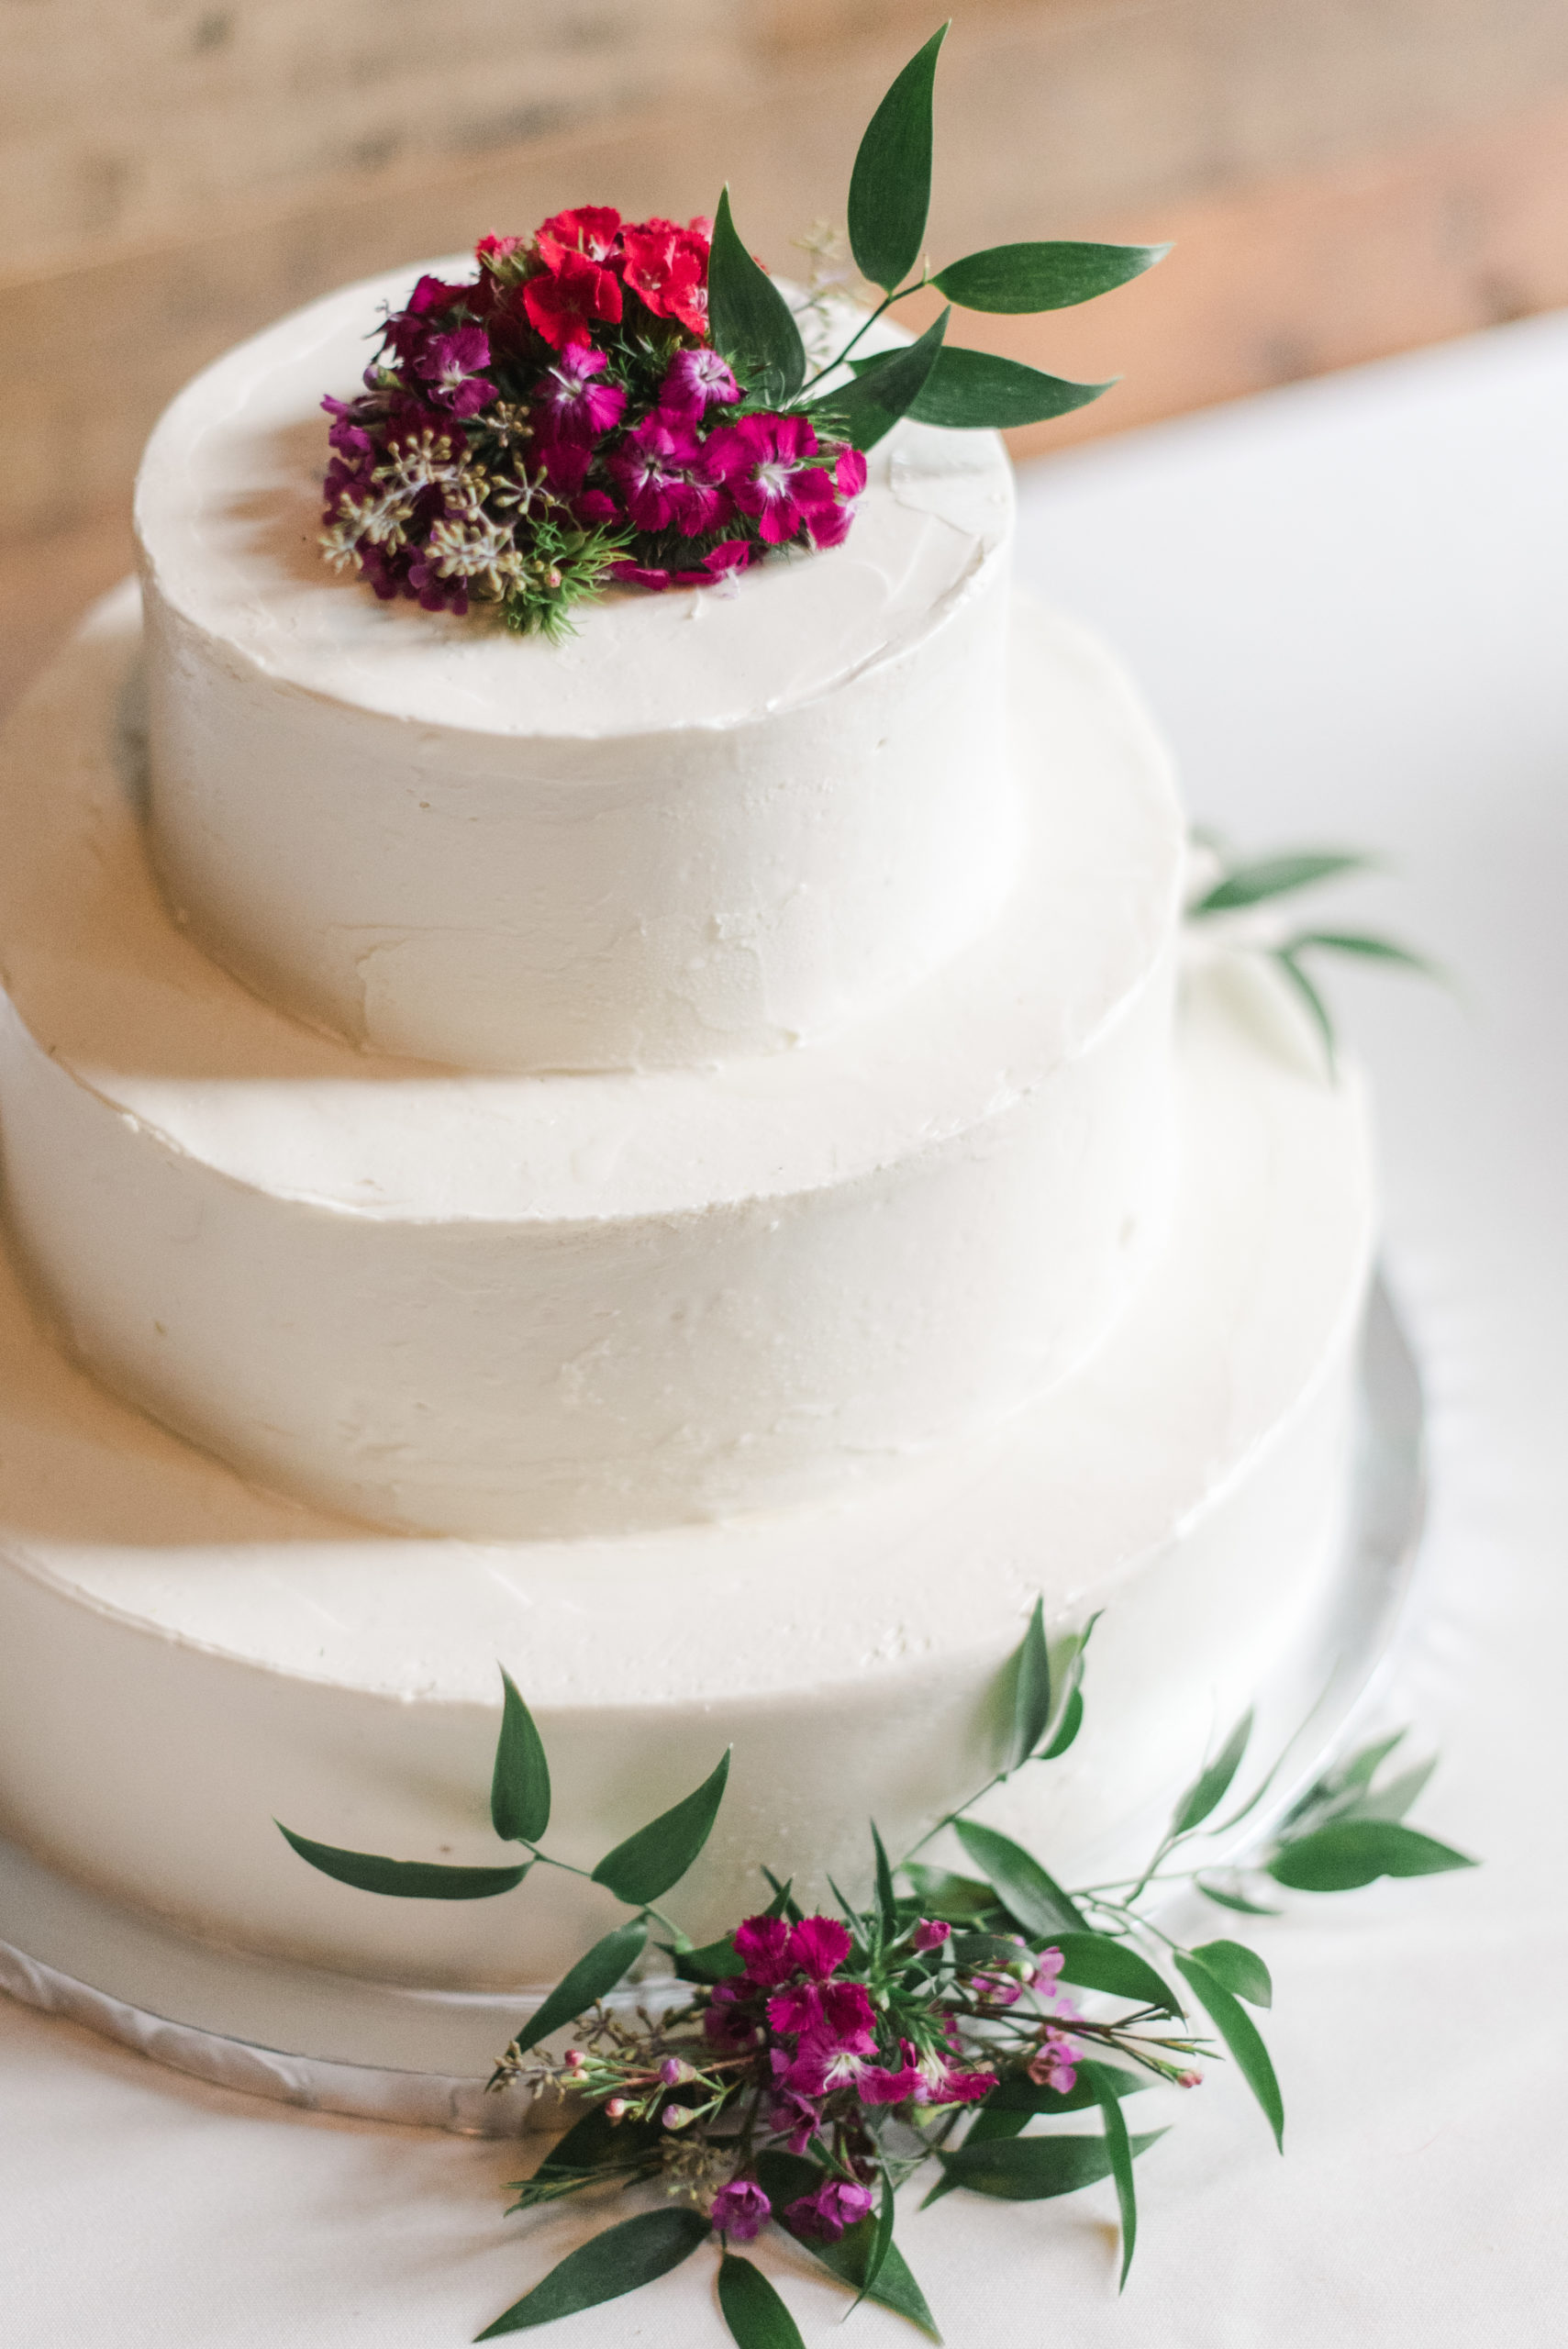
0,264,1374,1992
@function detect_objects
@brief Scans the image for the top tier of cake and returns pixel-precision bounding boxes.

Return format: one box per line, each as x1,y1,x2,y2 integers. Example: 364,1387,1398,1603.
136,264,1017,1074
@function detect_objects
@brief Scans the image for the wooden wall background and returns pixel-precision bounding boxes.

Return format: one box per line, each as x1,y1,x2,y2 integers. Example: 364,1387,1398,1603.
5,0,1568,710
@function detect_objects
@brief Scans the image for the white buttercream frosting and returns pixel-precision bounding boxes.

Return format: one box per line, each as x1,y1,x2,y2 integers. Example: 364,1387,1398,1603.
0,587,1183,1539
0,947,1374,1987
136,262,1019,1070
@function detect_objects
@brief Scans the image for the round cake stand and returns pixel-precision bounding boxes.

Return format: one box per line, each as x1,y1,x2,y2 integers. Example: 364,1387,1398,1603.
0,1276,1426,2138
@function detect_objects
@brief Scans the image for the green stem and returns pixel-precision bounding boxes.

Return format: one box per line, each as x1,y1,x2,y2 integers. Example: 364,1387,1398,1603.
523,1845,684,1943
796,277,928,396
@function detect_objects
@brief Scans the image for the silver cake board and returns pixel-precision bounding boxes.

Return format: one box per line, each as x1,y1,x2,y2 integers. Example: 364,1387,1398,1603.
0,1277,1426,2138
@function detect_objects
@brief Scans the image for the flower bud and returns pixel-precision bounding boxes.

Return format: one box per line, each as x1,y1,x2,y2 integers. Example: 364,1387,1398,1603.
659,2056,694,2087
562,2049,585,2073
1178,2071,1203,2089
604,2097,628,2121
662,2103,695,2131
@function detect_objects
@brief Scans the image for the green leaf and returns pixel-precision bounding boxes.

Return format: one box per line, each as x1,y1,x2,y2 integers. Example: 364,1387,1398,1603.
1008,1598,1053,1770
981,2064,1148,2120
821,307,950,450
1268,1820,1476,1892
491,1668,551,1845
1169,1712,1253,1838
906,345,1112,429
1173,1952,1284,2151
848,22,948,292
1083,2060,1140,2289
1040,1684,1084,1760
531,2102,660,2183
1191,851,1371,915
1189,1939,1272,2009
929,2127,1166,2206
668,1932,747,1985
850,2170,896,2318
1196,1880,1280,1917
932,239,1167,313
1051,1932,1183,2016
706,186,806,398
899,1865,1000,1922
275,1822,528,1902
1344,1758,1439,1824
871,1820,899,1941
950,1931,1040,1968
954,1820,1088,1936
592,1750,731,1906
1284,930,1435,976
476,2207,710,2336
509,1919,649,2057
758,2154,940,2340
1273,949,1337,1074
717,2252,806,2349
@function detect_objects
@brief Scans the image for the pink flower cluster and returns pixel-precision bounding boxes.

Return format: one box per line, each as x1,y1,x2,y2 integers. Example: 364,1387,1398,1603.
317,210,866,626
706,1910,997,2154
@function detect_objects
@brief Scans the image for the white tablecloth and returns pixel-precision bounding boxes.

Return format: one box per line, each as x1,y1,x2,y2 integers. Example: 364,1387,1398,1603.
5,313,1566,2346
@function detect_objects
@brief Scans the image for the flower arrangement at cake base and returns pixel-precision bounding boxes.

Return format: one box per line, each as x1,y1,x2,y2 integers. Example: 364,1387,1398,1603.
280,1603,1473,2346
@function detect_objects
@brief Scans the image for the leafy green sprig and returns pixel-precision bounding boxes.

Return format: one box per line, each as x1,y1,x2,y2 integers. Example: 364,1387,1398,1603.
278,1605,1473,2346
1186,840,1437,1072
706,21,1167,451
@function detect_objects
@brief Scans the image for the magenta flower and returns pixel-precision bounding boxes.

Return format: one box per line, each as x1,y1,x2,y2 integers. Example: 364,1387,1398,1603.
659,347,740,423
536,343,627,443
607,417,728,535
703,412,848,546
734,1914,794,1987
911,1918,951,1953
788,1916,852,1980
703,1979,759,2052
574,487,620,528
709,2178,772,2243
785,2180,874,2243
972,1972,1023,2009
767,1976,875,2042
784,2018,880,2099
766,2049,825,2154
413,328,495,417
1027,2026,1080,2095
1033,1946,1066,1993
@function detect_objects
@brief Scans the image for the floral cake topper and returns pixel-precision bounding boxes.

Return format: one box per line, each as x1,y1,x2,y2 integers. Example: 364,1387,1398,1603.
319,23,1167,636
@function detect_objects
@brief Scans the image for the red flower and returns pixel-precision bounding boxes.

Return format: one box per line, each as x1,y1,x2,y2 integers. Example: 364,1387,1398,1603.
524,248,623,350
537,206,622,267
476,233,524,264
621,218,709,335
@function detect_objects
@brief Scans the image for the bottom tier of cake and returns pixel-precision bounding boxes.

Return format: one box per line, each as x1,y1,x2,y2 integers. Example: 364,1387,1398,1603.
0,955,1373,1990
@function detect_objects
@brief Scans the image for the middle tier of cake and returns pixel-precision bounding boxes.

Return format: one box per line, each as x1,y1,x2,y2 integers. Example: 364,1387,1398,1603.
0,586,1184,1541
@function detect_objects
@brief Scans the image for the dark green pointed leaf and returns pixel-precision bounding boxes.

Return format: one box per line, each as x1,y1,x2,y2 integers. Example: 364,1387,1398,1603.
1170,1712,1253,1838
1190,1939,1272,2009
275,1822,528,1902
668,1932,746,1984
717,2251,806,2349
707,186,806,397
906,345,1112,429
1173,1952,1284,2151
1041,1685,1084,1759
1008,1598,1053,1770
820,307,950,450
1284,930,1435,975
871,1820,899,1941
1051,1932,1183,2016
950,1931,1040,1969
1196,1881,1280,1918
758,2154,940,2339
510,1919,648,2057
848,23,948,292
899,1865,1000,1922
1083,2060,1140,2289
1344,1757,1439,1823
848,2170,896,2316
932,239,1168,313
592,1749,731,1906
1267,1819,1476,1892
762,1867,804,1924
532,2102,661,2183
1273,949,1337,1072
954,1820,1088,1936
476,2206,710,2336
928,2126,1166,2206
1191,852,1371,915
981,2064,1148,2120
491,1668,550,1845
